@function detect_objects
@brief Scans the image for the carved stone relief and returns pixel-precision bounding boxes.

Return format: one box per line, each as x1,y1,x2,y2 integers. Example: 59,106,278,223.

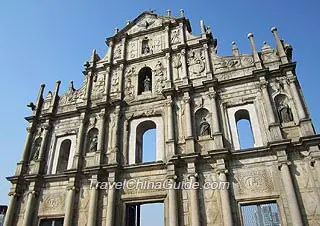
125,66,136,99
113,44,122,59
235,169,274,195
111,70,120,93
128,40,138,59
154,61,165,94
92,73,105,98
41,193,66,213
153,35,163,53
172,54,182,80
128,16,160,35
213,55,254,74
170,28,181,44
261,42,279,63
187,50,205,77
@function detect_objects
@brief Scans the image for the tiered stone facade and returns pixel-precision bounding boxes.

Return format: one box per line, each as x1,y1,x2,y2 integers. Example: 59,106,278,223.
4,10,320,226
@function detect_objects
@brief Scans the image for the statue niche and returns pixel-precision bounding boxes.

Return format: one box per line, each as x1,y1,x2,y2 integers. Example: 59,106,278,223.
87,128,99,153
30,137,42,161
141,38,152,55
199,117,211,136
275,94,293,123
195,108,211,137
138,67,152,95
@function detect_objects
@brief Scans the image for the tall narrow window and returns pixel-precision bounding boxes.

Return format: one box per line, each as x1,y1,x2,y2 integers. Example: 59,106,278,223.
235,110,254,149
241,202,280,226
136,121,156,163
56,139,71,173
138,67,152,95
142,128,156,162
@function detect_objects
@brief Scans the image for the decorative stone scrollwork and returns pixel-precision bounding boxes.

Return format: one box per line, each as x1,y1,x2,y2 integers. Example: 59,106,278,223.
187,50,205,77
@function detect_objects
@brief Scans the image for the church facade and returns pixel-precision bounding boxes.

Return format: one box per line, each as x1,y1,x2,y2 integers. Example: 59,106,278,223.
4,10,320,226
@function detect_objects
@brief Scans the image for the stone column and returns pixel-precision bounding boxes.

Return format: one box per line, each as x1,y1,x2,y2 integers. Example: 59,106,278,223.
188,173,200,226
168,177,178,226
216,159,233,226
279,162,303,225
96,110,106,164
184,93,193,138
73,113,86,169
260,81,276,124
181,49,188,79
38,124,51,161
165,26,170,49
288,77,306,120
271,27,288,64
22,191,37,226
63,186,77,226
203,43,212,79
3,193,18,226
277,151,303,226
111,106,120,149
247,33,262,69
166,53,172,82
179,22,185,44
167,97,174,141
20,125,35,162
105,172,116,226
218,171,233,226
208,90,220,134
87,176,99,226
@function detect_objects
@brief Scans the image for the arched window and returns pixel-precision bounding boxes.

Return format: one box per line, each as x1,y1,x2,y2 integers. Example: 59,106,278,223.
195,108,211,137
274,94,293,123
138,67,152,95
87,128,99,154
56,139,71,173
136,120,156,163
235,110,254,149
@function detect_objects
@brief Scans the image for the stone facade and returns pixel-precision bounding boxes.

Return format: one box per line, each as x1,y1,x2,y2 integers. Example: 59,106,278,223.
4,10,320,226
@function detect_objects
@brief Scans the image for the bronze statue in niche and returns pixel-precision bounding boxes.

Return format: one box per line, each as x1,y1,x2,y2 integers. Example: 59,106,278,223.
89,134,98,152
278,101,293,123
199,117,211,136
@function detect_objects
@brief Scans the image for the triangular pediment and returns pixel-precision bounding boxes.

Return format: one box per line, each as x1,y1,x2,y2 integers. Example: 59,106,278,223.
118,11,172,36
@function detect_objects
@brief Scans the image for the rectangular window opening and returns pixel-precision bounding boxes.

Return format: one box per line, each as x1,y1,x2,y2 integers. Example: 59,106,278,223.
240,202,280,226
39,218,64,226
126,202,164,226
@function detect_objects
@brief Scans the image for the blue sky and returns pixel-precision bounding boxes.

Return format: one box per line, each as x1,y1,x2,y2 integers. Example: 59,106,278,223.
0,0,319,218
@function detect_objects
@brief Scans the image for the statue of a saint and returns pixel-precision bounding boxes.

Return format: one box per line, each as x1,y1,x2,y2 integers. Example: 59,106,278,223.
199,117,211,136
89,134,98,152
278,101,293,123
144,76,151,92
